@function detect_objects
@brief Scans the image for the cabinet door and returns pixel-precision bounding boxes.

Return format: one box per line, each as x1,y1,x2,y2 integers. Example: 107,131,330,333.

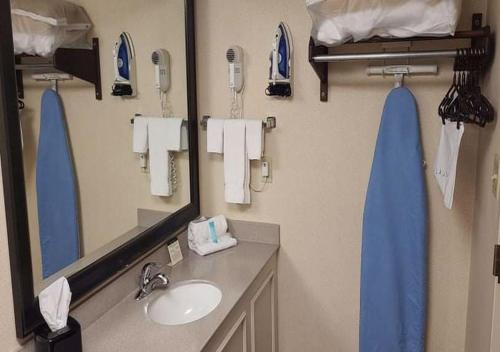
217,313,247,352
250,272,276,352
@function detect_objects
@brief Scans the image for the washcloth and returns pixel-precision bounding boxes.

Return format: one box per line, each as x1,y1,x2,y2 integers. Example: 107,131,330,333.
224,119,248,203
207,118,225,153
434,120,464,209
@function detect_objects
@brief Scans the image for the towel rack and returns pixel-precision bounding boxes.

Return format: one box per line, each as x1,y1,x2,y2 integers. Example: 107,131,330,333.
200,115,277,130
130,114,188,125
309,13,493,101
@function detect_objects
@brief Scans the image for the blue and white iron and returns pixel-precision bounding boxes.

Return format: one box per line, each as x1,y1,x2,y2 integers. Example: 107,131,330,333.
266,22,293,97
112,32,137,97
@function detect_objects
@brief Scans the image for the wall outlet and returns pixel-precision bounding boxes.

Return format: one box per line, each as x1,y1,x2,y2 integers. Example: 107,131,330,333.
493,154,500,200
261,157,272,183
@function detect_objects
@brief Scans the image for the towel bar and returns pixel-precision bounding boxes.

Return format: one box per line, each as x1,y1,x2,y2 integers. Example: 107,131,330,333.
200,115,276,130
130,114,188,125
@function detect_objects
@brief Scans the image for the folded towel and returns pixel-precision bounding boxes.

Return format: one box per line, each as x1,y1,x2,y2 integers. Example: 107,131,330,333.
207,118,225,153
191,234,237,256
224,119,248,203
188,215,236,256
245,119,263,160
163,117,184,152
146,118,183,196
181,122,189,151
188,215,228,247
434,120,464,209
133,116,149,153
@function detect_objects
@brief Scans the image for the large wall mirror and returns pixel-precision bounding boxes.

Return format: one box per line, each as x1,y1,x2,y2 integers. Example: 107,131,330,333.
0,0,199,338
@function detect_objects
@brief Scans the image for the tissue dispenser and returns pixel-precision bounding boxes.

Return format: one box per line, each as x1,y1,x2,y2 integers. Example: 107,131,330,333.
35,316,82,352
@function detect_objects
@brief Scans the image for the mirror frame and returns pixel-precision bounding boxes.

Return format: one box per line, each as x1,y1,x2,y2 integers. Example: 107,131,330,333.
0,0,199,338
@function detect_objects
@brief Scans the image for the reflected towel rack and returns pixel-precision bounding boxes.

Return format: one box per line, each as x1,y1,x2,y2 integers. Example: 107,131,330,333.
200,115,277,130
130,113,188,125
309,13,493,101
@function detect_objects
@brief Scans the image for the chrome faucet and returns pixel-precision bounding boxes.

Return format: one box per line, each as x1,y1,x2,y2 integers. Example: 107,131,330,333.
135,262,169,301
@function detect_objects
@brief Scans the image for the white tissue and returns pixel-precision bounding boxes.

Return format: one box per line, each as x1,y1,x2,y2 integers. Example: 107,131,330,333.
39,277,72,332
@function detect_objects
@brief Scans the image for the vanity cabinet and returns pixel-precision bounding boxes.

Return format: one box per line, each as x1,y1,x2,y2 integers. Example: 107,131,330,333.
204,254,278,352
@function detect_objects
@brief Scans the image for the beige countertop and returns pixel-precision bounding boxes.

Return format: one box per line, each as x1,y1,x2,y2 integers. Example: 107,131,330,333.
81,240,279,352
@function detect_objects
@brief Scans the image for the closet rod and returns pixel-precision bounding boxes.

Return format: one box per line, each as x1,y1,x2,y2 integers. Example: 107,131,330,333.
313,50,458,63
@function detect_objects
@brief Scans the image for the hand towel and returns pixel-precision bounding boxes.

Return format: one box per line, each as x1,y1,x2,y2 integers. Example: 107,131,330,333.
191,234,237,256
245,119,263,160
207,118,225,153
133,116,149,153
163,117,184,152
145,117,184,196
224,119,248,204
434,120,464,209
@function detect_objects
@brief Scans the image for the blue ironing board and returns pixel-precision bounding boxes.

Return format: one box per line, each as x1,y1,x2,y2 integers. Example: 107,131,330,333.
36,89,80,279
360,87,428,352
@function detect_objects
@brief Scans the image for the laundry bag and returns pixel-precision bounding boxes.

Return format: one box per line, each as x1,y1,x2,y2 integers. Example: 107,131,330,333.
306,0,462,46
11,0,92,57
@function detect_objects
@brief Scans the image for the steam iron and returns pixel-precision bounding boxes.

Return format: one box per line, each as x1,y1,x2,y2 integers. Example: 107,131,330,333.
112,32,137,97
266,22,293,98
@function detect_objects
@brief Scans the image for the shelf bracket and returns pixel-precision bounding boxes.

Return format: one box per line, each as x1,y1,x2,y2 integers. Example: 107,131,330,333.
54,38,102,100
308,37,329,102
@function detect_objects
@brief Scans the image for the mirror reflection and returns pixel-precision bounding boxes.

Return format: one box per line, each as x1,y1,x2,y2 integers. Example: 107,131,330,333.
13,0,190,292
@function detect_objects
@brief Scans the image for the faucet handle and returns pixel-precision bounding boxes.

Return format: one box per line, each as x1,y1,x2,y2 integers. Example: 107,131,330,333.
139,262,162,286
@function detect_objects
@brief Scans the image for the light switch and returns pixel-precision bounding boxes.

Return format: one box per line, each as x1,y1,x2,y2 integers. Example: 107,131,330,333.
493,154,500,200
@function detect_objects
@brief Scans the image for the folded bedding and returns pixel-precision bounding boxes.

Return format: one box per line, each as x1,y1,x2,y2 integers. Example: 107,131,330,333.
306,0,462,46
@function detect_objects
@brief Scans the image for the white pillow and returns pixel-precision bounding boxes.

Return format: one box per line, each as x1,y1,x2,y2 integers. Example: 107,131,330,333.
307,0,463,46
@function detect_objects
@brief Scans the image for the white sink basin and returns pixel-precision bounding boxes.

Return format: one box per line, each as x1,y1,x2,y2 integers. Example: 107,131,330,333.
146,280,222,326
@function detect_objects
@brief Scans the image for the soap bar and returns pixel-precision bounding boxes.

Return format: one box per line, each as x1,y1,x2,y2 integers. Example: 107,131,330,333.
167,239,183,266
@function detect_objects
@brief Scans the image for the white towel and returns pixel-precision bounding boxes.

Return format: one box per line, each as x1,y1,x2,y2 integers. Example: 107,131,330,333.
163,117,184,152
224,120,248,203
181,122,189,151
147,117,183,196
188,215,228,247
191,234,237,256
245,120,263,160
207,118,225,153
434,120,464,209
133,117,149,153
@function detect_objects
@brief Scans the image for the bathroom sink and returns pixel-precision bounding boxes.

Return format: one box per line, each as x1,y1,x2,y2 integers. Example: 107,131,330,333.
146,280,222,326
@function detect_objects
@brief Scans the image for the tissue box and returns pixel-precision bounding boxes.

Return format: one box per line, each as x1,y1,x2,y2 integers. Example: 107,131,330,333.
34,316,82,352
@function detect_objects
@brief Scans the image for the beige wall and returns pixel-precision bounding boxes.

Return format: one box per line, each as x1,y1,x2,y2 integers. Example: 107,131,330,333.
465,1,500,351
21,0,191,285
196,1,484,351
